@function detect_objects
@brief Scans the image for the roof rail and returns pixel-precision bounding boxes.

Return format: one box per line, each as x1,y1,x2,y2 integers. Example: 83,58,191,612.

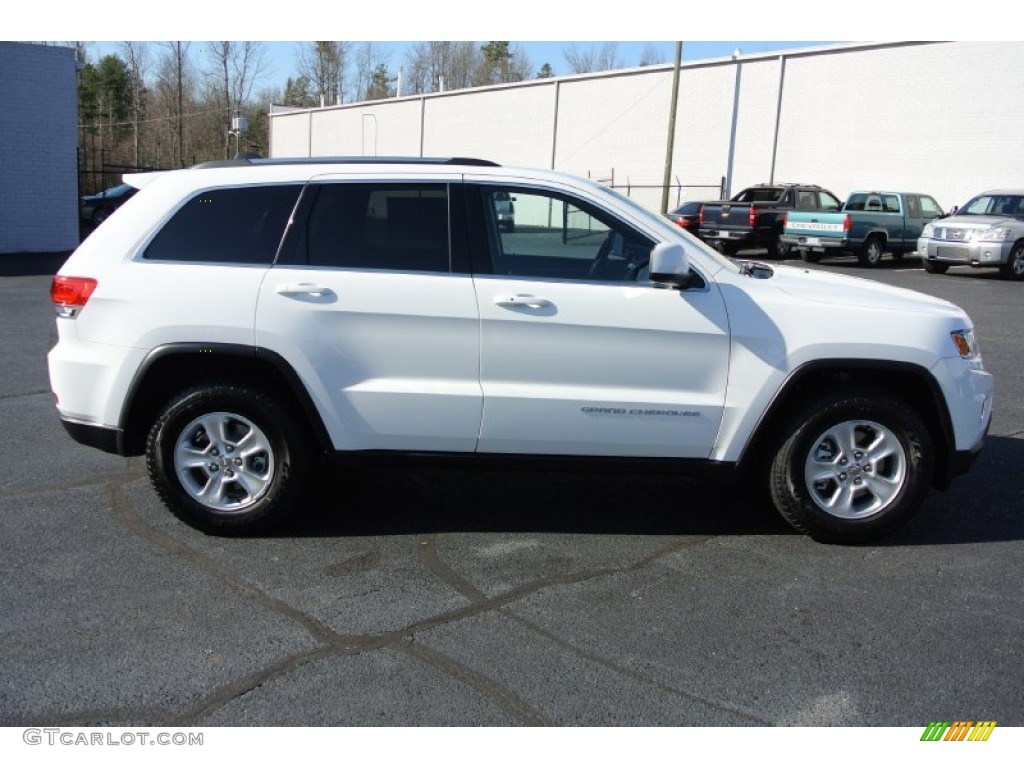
189,156,499,170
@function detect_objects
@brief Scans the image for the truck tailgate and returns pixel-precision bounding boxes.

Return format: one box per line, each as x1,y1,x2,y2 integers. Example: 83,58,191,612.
784,212,847,245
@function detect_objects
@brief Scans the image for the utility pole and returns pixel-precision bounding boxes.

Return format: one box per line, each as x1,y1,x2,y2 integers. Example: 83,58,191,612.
661,42,682,214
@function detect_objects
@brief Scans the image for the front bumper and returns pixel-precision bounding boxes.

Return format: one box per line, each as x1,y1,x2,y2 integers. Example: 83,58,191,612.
917,237,1014,266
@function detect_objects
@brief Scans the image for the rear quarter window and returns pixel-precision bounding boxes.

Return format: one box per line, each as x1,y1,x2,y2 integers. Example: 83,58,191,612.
144,185,302,264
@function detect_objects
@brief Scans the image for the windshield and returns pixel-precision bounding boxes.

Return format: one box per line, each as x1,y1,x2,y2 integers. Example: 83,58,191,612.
958,194,1024,218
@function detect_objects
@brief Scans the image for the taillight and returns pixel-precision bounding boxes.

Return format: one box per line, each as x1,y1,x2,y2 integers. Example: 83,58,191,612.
749,207,758,228
843,213,852,232
782,213,788,228
51,276,97,318
698,205,705,225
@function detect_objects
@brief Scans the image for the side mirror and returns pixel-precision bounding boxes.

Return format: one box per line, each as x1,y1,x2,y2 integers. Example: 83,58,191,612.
649,242,691,288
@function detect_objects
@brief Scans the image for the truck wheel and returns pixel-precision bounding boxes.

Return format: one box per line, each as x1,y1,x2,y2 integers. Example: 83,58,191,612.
998,243,1024,280
713,241,737,257
145,383,311,535
922,260,949,275
771,231,791,259
800,250,822,264
768,390,933,544
858,237,885,267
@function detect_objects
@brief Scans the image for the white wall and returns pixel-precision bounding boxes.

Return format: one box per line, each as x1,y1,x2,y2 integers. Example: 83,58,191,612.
270,41,1024,215
0,42,79,253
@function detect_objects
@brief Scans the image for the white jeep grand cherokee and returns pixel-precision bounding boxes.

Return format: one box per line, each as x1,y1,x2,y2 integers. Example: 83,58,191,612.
48,157,993,543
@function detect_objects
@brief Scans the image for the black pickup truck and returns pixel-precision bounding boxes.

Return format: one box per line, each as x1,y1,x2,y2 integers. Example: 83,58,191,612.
698,183,842,258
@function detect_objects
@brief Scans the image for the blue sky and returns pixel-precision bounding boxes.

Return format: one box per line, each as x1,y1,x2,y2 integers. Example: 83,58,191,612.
81,40,837,90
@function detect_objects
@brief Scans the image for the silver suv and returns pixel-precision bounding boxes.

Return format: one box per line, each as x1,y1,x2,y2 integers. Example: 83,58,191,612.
918,189,1024,279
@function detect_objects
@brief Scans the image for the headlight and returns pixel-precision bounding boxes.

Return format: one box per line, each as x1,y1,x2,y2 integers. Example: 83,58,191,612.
951,328,980,359
920,223,935,238
974,226,1015,241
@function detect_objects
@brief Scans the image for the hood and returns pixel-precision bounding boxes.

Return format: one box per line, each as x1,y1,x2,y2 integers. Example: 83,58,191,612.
934,214,1018,229
767,264,963,318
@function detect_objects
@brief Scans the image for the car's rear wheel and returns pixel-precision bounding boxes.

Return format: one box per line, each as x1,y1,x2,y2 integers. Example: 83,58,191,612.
146,383,311,534
858,237,885,266
999,243,1024,280
768,390,933,544
771,230,791,259
922,259,949,274
799,249,823,263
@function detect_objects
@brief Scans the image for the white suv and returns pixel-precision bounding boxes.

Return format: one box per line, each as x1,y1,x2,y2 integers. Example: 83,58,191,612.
48,157,993,543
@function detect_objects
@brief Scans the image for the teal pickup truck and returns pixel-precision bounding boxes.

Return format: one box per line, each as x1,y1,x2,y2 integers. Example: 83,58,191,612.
781,191,944,266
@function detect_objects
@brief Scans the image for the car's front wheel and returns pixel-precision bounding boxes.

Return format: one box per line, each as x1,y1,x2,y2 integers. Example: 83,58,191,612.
768,390,933,544
146,383,311,534
999,242,1024,281
922,259,949,274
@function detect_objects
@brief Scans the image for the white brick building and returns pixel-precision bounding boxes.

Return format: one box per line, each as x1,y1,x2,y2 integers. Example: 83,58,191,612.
269,41,1024,214
0,42,79,254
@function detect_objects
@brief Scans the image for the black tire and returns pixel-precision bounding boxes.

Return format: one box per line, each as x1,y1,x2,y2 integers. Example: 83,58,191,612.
145,383,311,535
768,390,933,544
857,237,885,267
999,242,1024,280
770,231,792,259
922,259,949,274
799,249,823,264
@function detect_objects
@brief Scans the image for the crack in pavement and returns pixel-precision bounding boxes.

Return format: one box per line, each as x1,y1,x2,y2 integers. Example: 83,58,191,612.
0,389,50,401
417,533,771,725
12,469,757,727
100,477,566,725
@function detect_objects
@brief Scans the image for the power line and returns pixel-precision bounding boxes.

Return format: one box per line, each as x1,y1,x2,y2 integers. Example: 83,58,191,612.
78,105,233,130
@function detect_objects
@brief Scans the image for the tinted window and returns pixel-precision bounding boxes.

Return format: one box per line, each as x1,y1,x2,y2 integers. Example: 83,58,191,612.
796,190,817,210
919,196,943,217
303,183,449,272
820,191,841,211
906,196,920,218
733,187,784,203
474,186,653,281
145,185,301,263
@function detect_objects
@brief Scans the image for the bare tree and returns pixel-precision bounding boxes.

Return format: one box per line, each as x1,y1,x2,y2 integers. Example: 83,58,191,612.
121,42,149,166
158,42,192,167
353,42,390,102
205,42,267,156
296,42,349,106
405,41,480,94
638,43,667,67
563,42,622,74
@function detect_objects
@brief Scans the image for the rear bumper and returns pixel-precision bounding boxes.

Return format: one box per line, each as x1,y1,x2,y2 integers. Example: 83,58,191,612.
60,417,125,455
780,234,848,250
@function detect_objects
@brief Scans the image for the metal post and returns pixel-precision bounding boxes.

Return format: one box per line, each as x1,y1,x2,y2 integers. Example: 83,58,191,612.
661,42,683,214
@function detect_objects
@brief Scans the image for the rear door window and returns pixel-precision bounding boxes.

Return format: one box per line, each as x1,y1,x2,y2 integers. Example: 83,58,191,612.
294,183,451,273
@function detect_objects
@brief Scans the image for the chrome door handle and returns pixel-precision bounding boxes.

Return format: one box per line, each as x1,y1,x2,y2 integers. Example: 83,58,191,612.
276,283,333,297
493,294,551,309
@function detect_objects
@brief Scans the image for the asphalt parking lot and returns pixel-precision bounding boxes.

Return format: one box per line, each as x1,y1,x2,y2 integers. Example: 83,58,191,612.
1,252,1021,727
